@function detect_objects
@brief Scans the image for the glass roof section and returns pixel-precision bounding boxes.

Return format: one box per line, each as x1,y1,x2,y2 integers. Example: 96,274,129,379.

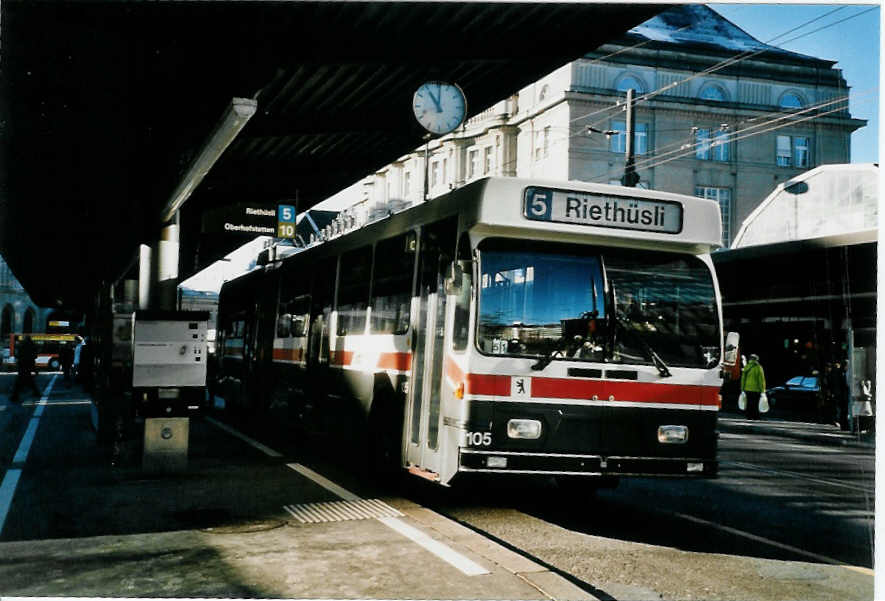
732,164,878,248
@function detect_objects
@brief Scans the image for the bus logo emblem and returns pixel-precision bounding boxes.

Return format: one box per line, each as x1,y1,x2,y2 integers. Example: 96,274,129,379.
511,377,530,397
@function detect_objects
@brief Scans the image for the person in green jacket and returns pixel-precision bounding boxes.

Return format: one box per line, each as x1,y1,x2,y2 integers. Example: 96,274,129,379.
741,353,766,420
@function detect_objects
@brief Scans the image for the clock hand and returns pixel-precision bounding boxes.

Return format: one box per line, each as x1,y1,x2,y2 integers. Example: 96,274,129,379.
427,87,442,112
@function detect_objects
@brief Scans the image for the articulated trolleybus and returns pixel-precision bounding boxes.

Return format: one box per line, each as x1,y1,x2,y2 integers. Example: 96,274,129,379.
215,177,734,487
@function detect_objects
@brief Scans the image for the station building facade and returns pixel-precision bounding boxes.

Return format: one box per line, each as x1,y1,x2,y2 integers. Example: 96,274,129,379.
0,254,52,339
352,5,865,248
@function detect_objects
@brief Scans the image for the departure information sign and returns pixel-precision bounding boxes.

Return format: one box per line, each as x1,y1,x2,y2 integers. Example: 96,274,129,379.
277,204,296,239
523,186,683,234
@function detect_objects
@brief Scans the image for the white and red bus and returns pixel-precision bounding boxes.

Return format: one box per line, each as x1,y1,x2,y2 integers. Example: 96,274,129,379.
9,333,79,371
214,177,735,487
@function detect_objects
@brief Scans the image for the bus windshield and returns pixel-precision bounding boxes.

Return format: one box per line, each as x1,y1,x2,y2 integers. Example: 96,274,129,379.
477,239,720,369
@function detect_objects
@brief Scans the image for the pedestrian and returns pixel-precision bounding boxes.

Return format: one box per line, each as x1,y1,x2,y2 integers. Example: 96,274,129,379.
851,379,874,434
10,335,40,403
72,336,84,379
740,353,766,420
60,342,74,382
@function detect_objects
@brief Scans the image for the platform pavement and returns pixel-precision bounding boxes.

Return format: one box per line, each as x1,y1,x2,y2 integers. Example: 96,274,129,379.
0,373,597,600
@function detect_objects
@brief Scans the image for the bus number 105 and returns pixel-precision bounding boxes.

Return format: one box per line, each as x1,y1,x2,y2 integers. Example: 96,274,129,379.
462,431,492,447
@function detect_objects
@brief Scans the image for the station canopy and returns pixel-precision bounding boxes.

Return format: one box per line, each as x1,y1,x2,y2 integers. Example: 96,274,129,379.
731,163,878,249
0,1,664,310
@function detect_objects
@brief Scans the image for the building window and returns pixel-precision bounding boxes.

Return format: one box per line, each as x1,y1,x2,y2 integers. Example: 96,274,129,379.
534,127,551,161
610,121,647,155
695,128,729,161
776,135,811,168
616,75,645,94
779,91,805,109
442,157,448,184
793,136,810,168
403,171,411,198
1,304,12,338
467,148,479,180
483,146,494,174
699,84,727,102
695,186,731,246
538,84,549,102
430,161,440,188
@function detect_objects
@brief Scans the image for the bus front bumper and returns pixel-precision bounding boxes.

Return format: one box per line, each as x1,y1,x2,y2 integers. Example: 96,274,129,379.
458,449,718,477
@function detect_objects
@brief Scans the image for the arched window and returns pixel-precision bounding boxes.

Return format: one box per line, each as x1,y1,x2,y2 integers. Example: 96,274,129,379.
699,84,727,102
23,308,34,333
0,304,13,338
615,74,645,94
779,91,805,109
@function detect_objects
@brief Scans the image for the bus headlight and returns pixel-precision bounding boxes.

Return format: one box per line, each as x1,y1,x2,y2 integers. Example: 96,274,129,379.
658,425,688,444
507,419,542,439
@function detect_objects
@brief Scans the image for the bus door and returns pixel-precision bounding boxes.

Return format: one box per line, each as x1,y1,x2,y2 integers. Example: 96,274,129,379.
306,256,337,411
405,218,456,474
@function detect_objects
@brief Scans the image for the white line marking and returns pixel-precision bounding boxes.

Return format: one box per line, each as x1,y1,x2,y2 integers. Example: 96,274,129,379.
0,469,22,534
672,510,873,574
0,374,58,535
204,416,283,458
287,463,489,576
378,516,490,576
287,463,360,501
12,418,42,464
723,460,873,494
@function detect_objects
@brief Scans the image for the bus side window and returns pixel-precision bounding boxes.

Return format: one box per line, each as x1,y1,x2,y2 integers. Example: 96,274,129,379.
451,233,473,352
337,246,371,336
371,232,415,335
310,255,337,365
290,295,311,337
278,271,309,339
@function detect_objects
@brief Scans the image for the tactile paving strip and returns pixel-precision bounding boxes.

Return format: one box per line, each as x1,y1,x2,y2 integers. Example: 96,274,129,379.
283,498,404,523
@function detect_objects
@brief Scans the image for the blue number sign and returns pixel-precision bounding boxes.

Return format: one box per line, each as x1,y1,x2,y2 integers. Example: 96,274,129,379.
277,204,296,239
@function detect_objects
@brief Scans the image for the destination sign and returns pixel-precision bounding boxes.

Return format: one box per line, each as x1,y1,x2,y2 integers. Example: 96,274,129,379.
202,203,279,236
523,186,683,234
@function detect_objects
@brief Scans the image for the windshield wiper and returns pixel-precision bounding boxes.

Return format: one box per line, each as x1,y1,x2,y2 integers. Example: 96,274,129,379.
531,347,564,371
615,319,672,378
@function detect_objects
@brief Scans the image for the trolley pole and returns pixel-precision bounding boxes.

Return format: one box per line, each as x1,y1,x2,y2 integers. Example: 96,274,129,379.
621,88,640,188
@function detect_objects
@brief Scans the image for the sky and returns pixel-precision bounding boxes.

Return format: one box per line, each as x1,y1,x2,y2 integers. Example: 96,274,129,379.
710,3,880,165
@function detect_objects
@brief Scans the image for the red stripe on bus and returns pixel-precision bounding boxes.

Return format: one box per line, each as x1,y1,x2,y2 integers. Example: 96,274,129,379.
445,356,464,382
330,350,354,366
466,373,511,396
330,350,411,371
273,348,304,361
531,378,719,405
377,352,412,371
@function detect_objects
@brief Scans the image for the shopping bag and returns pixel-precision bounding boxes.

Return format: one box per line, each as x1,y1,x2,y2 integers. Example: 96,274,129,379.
738,391,747,411
759,392,770,414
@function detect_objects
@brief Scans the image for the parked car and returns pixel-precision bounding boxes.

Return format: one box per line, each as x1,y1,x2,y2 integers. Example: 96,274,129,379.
766,375,820,410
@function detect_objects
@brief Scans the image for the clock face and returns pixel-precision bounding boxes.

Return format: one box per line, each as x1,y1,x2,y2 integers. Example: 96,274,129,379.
412,81,467,135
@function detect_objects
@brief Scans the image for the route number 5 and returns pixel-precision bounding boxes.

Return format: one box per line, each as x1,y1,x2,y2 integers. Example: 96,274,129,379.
530,193,548,217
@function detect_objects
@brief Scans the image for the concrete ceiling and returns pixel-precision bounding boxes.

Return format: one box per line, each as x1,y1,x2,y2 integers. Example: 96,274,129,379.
0,1,665,310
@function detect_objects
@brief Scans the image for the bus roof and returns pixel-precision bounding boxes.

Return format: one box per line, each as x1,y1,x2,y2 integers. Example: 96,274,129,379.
223,177,722,289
